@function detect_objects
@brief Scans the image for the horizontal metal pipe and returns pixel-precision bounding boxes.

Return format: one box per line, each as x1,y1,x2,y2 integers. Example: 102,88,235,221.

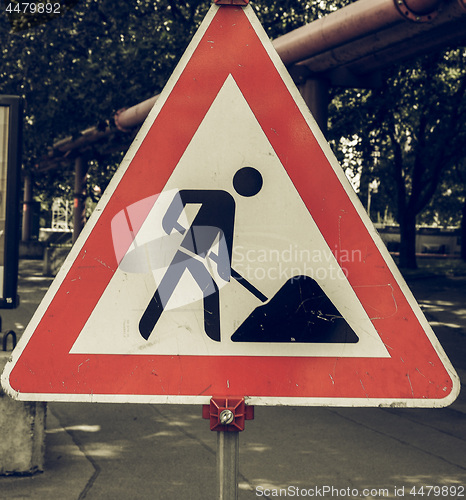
297,0,464,77
114,95,159,131
43,0,454,168
113,0,443,132
272,0,443,67
344,13,466,75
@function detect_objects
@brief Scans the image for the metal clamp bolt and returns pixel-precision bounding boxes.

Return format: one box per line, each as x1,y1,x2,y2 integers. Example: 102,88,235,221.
219,409,235,425
202,397,254,431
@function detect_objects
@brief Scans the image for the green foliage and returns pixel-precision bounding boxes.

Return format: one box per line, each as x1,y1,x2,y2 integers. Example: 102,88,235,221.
0,0,348,202
329,47,466,267
252,0,349,37
1,0,465,260
0,1,212,204
1,1,203,169
329,48,466,228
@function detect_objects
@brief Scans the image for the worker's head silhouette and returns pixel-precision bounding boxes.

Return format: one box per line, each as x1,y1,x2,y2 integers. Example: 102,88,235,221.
233,167,263,197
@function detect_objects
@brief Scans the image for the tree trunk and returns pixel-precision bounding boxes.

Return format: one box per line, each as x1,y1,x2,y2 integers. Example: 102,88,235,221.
398,212,417,269
461,198,466,261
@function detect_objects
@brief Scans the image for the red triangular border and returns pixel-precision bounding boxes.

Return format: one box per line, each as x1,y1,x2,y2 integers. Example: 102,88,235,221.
4,5,459,406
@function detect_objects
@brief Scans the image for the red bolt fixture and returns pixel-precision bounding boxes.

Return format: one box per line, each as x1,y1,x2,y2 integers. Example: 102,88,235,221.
214,0,249,5
394,0,441,21
202,397,254,431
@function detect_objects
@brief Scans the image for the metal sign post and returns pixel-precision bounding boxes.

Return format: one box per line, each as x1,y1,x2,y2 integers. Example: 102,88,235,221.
0,95,22,311
203,397,254,499
0,95,22,354
217,430,239,499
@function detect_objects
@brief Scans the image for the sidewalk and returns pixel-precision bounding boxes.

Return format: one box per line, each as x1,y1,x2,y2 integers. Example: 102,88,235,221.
0,259,94,499
0,259,465,499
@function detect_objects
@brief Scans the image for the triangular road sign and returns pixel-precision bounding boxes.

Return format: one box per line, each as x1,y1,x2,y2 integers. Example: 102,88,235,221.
2,3,460,407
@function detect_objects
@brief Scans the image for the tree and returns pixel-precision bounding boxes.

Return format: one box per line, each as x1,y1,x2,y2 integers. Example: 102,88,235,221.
0,0,346,207
5,0,464,266
423,157,466,259
329,48,466,268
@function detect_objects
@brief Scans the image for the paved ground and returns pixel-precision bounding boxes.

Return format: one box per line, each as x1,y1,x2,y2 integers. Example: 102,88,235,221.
0,259,465,499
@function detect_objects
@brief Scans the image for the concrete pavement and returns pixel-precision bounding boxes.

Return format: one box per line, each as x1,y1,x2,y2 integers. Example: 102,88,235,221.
0,259,465,499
